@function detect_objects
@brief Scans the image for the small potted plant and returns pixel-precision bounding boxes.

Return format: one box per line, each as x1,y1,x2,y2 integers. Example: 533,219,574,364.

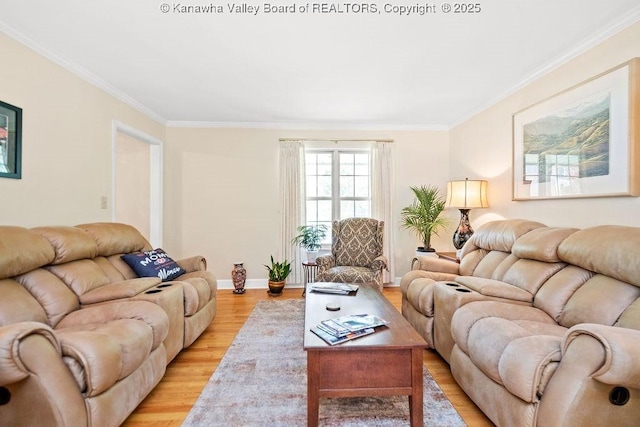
292,224,328,263
264,255,292,296
400,185,450,255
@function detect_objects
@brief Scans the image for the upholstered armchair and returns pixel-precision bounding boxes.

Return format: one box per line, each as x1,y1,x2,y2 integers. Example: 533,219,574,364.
315,217,387,290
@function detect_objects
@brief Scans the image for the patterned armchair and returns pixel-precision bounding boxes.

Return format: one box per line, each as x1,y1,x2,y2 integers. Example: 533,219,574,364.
315,217,388,290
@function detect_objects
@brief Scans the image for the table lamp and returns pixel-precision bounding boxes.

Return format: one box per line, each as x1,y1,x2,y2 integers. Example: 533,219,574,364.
445,178,488,253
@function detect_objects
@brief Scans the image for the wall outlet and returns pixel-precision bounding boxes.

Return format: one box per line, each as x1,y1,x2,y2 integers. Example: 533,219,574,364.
100,196,108,209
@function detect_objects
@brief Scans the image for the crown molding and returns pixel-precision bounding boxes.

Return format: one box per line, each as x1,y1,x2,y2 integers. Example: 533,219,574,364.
0,20,167,125
449,6,640,129
166,120,449,131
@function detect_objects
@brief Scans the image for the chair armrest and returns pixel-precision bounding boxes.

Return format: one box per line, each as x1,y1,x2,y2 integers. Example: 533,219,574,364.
177,255,207,273
563,323,640,387
0,322,60,385
57,301,169,349
370,255,388,271
315,255,335,274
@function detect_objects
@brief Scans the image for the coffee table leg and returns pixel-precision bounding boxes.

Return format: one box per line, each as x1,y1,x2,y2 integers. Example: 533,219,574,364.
409,348,424,427
307,351,320,427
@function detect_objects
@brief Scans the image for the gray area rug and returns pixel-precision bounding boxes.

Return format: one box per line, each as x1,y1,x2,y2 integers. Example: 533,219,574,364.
183,299,466,426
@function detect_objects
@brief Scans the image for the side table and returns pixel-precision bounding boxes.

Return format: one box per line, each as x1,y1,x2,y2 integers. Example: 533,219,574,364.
301,261,318,297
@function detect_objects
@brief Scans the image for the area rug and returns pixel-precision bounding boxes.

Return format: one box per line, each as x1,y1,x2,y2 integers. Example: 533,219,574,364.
183,299,466,426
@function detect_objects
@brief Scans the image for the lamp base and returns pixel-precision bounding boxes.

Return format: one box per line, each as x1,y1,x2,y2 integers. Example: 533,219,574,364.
453,209,474,250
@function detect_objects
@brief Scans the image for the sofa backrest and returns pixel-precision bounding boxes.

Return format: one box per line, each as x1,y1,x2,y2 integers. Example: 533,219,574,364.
459,219,547,279
0,226,81,328
31,223,152,302
548,225,640,330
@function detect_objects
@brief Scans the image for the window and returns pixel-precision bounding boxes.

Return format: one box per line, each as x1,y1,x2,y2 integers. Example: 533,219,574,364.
305,149,371,242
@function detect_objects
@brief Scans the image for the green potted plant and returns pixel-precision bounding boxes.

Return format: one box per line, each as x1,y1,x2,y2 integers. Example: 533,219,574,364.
400,185,450,254
292,224,328,263
264,255,292,296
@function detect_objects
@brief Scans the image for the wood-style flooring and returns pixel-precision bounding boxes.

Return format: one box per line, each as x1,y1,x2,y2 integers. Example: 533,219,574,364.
122,287,494,426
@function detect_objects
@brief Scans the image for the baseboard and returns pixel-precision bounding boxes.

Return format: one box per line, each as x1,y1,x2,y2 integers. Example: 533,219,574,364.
217,279,401,290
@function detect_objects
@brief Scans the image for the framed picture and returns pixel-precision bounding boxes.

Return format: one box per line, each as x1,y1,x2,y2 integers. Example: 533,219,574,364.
512,58,639,200
0,100,22,179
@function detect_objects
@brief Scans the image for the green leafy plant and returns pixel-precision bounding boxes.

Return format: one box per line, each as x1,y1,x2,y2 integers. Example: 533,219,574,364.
291,224,328,251
264,255,292,282
400,185,450,251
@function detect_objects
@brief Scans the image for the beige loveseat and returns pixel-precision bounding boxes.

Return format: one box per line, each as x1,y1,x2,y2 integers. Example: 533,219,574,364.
0,223,217,426
401,219,640,426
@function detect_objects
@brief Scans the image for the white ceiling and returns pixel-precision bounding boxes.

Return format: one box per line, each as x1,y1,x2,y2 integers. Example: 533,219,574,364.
1,0,640,128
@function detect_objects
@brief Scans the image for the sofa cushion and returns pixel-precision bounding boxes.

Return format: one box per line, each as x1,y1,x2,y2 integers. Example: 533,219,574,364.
512,227,578,263
121,249,186,282
56,319,154,396
32,226,98,264
558,225,640,288
466,316,565,402
76,222,151,257
0,226,55,279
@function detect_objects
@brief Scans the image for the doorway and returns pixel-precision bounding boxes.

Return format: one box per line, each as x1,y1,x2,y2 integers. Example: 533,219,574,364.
112,121,163,247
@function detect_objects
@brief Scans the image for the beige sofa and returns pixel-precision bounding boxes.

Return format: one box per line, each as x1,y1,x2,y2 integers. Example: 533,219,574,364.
0,223,217,426
401,220,640,426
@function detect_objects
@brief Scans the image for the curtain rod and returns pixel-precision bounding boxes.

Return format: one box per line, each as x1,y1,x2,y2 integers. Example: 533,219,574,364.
279,138,393,143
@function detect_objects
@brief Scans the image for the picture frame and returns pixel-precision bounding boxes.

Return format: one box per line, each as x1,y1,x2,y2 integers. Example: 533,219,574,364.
512,58,639,200
0,100,22,179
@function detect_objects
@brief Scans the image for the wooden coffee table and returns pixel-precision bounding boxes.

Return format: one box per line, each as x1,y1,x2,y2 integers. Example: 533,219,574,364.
303,283,428,427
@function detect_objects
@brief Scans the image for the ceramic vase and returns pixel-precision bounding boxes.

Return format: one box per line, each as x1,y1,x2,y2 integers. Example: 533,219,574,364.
232,262,246,294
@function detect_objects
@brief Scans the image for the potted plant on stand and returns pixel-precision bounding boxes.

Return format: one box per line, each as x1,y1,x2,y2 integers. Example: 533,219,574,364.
264,255,292,297
400,185,450,257
292,224,328,263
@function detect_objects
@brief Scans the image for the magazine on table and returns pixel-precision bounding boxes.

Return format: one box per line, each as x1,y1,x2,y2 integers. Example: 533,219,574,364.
309,282,359,295
319,313,388,337
310,325,376,345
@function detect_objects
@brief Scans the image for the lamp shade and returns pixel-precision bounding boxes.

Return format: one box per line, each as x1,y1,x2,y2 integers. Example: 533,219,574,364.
446,179,489,209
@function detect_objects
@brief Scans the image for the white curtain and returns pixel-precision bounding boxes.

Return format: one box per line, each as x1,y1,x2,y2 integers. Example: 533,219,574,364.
278,140,305,284
371,141,395,284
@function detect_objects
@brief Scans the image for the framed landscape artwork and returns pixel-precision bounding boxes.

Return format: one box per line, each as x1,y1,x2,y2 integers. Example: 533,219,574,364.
512,58,639,200
0,100,22,179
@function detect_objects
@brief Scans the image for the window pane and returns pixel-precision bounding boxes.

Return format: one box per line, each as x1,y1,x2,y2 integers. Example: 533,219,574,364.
317,153,332,175
340,201,354,219
340,176,354,197
318,200,332,222
306,153,317,175
317,176,332,197
306,200,318,222
355,153,369,175
306,175,317,197
340,153,354,175
355,201,371,217
354,176,369,197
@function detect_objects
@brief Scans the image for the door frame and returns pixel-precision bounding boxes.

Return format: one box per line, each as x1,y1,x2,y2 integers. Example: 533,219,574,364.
111,120,163,247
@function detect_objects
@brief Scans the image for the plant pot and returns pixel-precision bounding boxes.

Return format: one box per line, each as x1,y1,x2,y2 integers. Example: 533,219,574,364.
306,250,319,263
268,280,285,297
416,247,438,258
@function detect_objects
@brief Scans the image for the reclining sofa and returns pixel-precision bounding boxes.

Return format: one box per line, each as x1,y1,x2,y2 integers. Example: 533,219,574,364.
401,219,640,426
0,223,217,426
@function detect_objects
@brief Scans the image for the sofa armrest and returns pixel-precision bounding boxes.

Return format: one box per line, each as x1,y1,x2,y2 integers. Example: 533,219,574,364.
563,323,640,387
57,301,169,349
0,322,60,385
412,256,460,275
177,255,207,273
80,277,161,305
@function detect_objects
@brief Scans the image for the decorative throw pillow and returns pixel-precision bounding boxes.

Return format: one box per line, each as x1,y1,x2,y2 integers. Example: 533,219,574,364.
121,248,186,282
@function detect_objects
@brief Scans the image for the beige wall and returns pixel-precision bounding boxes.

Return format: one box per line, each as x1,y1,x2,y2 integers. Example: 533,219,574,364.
0,33,164,227
164,127,451,284
450,20,640,230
